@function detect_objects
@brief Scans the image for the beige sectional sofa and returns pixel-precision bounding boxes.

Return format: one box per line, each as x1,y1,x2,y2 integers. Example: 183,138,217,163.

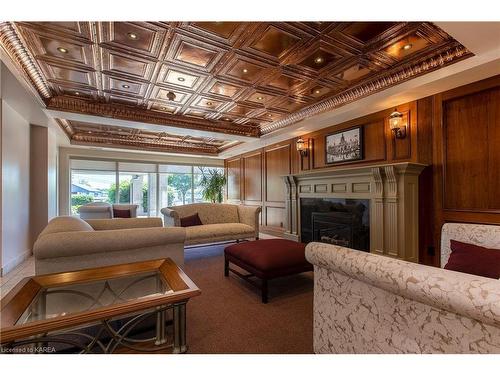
305,223,500,353
161,203,261,246
33,216,186,275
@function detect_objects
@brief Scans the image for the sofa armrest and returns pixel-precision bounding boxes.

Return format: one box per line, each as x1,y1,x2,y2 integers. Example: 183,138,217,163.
85,217,163,231
305,242,500,328
161,207,180,227
237,205,261,237
33,227,186,260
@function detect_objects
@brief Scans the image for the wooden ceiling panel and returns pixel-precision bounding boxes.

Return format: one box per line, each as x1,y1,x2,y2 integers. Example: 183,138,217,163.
158,65,206,90
99,22,167,58
205,79,244,98
340,22,398,43
250,25,301,58
2,21,472,155
101,49,155,80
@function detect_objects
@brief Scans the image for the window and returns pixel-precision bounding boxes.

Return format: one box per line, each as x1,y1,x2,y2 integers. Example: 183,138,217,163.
69,159,224,216
159,165,193,207
70,160,116,215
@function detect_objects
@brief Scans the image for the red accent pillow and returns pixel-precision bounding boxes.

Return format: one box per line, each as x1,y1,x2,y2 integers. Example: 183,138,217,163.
180,213,203,227
444,240,500,279
113,209,131,218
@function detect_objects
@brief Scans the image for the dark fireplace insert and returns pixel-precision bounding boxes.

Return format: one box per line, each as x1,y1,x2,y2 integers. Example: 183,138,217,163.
300,198,370,252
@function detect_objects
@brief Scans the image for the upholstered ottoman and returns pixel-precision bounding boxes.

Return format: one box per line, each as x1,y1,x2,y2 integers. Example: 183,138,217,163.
224,239,313,303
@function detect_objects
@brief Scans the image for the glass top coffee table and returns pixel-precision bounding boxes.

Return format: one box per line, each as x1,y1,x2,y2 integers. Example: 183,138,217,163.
0,258,200,354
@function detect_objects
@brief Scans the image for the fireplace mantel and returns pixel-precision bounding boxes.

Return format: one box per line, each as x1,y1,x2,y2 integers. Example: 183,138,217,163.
282,162,426,262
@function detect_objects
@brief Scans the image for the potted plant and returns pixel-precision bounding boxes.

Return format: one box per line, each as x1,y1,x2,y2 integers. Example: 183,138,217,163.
198,167,226,203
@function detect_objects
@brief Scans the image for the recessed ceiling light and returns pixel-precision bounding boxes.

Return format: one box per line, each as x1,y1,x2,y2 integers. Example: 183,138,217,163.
402,43,412,51
177,77,186,82
122,84,130,89
127,32,138,40
314,56,324,64
88,131,92,134
242,68,248,73
315,89,321,94
161,107,167,110
75,91,80,96
57,47,68,54
267,114,272,117
206,101,213,106
224,118,231,121
256,96,264,100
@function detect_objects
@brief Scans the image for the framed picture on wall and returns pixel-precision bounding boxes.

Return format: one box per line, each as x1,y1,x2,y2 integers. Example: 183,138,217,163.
325,127,363,164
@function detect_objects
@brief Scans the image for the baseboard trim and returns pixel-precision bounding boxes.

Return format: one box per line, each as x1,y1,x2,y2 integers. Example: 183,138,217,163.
0,249,32,276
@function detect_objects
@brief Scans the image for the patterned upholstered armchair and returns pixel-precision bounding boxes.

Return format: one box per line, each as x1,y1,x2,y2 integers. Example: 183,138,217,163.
305,223,500,354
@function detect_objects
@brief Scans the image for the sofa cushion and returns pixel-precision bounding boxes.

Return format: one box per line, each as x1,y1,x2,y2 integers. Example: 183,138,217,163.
185,223,254,242
180,213,203,227
39,216,94,237
113,208,131,218
444,240,500,279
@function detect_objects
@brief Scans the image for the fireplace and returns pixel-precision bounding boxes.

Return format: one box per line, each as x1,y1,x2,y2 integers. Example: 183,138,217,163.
300,198,370,252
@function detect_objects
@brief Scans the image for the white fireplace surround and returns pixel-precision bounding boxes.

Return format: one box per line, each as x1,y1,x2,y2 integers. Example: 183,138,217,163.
282,162,426,262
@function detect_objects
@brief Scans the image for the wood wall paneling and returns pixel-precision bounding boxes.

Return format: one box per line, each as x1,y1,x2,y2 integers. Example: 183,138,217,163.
443,86,500,211
265,144,291,203
243,152,262,202
226,158,241,202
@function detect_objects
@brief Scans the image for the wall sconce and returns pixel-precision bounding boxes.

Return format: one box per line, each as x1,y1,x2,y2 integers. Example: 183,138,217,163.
296,137,308,156
389,109,407,139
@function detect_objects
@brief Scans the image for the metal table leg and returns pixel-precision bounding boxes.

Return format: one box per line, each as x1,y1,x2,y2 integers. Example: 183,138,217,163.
172,303,187,354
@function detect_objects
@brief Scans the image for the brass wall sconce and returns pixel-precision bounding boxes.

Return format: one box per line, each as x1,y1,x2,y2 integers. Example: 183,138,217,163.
296,137,308,156
389,109,407,139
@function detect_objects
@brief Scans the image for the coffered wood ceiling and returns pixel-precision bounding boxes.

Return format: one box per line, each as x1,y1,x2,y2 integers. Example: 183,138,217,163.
0,21,471,155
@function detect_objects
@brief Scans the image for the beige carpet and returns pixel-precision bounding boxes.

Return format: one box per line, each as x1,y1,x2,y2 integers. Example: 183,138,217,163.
183,243,314,354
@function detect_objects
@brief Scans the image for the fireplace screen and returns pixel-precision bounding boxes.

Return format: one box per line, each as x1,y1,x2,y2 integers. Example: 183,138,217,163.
300,198,370,252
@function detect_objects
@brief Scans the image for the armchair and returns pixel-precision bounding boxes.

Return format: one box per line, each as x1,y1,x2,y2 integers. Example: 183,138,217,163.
305,223,500,353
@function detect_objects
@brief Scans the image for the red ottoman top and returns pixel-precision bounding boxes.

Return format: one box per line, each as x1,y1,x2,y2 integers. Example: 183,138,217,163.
225,239,310,272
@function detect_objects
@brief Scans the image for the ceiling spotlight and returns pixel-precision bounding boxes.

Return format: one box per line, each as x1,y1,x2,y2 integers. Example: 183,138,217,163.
122,84,130,89
314,56,324,64
242,68,248,73
166,91,176,101
402,43,412,51
206,101,213,106
57,47,68,54
256,96,264,100
127,32,138,40
315,89,321,94
224,118,231,121
267,114,272,117
75,91,80,96
177,77,186,82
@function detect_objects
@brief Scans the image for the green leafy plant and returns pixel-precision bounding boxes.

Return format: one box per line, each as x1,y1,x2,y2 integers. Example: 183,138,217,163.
198,167,226,203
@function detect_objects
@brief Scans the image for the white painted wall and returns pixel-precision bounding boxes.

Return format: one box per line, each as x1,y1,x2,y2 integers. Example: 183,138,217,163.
1,101,31,274
47,127,58,219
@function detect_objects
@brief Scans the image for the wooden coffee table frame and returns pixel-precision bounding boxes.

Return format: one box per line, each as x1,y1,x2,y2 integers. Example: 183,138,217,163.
0,258,200,354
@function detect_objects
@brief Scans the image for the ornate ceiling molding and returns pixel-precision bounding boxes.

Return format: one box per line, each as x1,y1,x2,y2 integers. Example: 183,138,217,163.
47,96,260,138
261,42,471,134
0,22,51,99
56,119,240,155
